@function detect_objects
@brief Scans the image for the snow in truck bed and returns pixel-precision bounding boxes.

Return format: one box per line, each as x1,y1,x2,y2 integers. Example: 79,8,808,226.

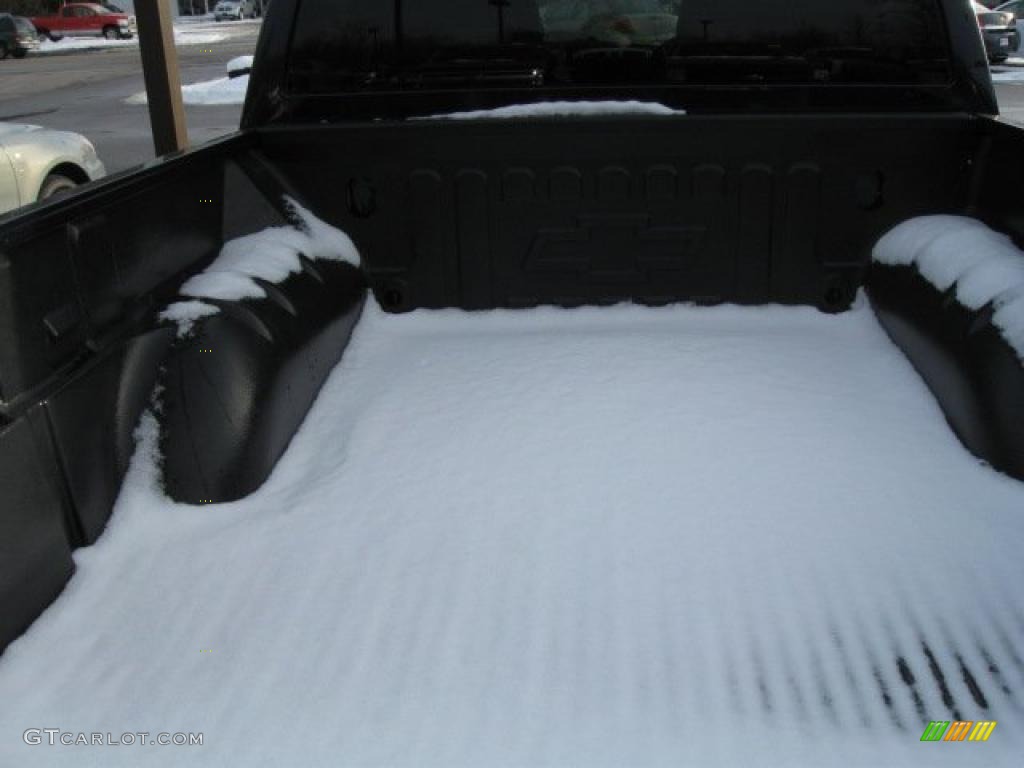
1,298,1023,767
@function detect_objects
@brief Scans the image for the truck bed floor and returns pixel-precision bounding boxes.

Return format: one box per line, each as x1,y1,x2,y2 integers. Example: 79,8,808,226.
1,299,1023,767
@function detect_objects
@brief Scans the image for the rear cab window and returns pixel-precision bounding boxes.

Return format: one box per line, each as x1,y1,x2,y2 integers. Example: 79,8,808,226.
286,0,953,115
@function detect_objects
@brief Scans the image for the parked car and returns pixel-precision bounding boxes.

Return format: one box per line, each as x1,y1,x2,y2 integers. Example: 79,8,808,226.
0,13,38,59
0,122,105,215
994,0,1024,49
973,0,1019,62
100,2,137,33
29,2,133,41
214,0,258,21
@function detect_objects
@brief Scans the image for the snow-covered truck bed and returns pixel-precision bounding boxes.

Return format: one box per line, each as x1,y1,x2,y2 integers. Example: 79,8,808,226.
3,298,1024,767
2,0,1024,765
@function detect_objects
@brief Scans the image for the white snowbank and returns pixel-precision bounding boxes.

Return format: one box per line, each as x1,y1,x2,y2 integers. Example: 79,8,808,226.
126,73,249,106
873,214,1024,359
176,74,246,106
37,29,225,54
419,100,685,120
991,68,1024,83
0,299,1023,767
226,54,253,75
162,199,360,336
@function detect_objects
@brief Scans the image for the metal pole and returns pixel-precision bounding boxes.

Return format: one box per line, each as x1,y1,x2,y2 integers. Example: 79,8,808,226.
134,0,188,156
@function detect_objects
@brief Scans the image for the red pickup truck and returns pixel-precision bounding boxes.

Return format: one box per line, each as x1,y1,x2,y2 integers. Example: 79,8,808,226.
30,3,133,41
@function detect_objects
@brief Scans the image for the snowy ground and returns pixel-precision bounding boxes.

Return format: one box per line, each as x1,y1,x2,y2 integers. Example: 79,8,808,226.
991,56,1024,82
992,67,1024,83
126,54,251,106
0,296,1022,767
36,27,228,55
126,74,248,106
225,54,253,74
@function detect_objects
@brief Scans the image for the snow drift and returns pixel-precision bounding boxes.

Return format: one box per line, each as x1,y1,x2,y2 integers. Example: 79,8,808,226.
418,101,686,120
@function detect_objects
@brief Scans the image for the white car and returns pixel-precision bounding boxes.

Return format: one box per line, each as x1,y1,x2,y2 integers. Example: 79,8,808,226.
214,0,258,21
994,0,1024,50
0,122,106,215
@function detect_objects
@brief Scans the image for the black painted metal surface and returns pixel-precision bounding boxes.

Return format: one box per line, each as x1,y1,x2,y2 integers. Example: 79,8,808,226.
158,261,366,505
258,114,977,313
868,263,1024,481
0,407,74,652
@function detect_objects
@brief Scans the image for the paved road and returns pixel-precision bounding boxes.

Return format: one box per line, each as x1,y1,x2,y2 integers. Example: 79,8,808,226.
0,20,258,175
995,80,1024,125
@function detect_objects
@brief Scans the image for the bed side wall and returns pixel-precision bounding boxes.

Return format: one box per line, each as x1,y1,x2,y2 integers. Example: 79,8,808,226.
865,117,1024,482
0,140,242,653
